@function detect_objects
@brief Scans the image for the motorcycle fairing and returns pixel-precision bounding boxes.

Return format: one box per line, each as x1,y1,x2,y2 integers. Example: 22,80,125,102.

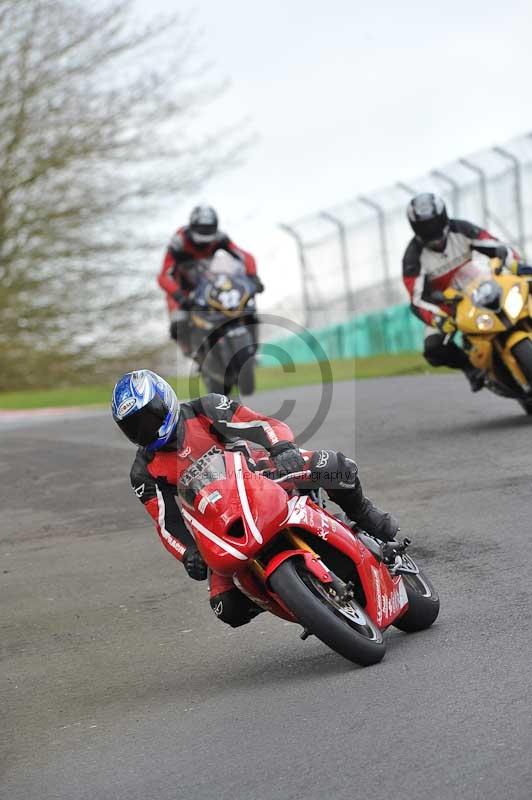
182,452,290,576
181,455,408,629
500,330,532,388
286,496,408,628
456,275,529,335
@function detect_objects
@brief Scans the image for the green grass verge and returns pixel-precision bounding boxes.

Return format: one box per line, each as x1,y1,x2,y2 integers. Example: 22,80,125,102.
354,351,451,378
0,353,450,410
0,358,357,410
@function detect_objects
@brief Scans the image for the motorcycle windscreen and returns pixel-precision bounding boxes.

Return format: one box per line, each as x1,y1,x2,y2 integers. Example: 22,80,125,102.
177,451,227,508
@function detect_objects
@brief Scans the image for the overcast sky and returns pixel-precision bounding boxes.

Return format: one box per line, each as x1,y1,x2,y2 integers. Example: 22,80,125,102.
133,0,532,306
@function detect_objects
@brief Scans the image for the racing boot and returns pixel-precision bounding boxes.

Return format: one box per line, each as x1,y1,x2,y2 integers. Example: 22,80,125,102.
464,366,484,393
332,477,400,543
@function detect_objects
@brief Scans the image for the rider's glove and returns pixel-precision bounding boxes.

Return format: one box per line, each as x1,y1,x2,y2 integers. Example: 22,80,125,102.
493,247,524,274
173,290,194,310
269,441,305,476
250,275,264,294
507,260,532,276
433,313,456,335
183,546,208,581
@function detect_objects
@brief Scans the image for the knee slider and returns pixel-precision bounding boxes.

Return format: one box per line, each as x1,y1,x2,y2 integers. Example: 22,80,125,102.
309,450,358,490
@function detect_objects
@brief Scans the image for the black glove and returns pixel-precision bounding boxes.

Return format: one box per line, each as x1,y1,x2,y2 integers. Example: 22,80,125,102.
172,290,193,310
183,546,207,581
269,441,305,476
493,244,510,263
250,275,264,294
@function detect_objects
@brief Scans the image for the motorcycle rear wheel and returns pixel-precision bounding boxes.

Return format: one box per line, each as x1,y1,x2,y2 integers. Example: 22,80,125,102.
269,558,385,666
392,566,439,633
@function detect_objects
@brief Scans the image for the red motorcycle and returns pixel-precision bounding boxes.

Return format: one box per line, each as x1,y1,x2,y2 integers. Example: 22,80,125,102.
179,449,439,666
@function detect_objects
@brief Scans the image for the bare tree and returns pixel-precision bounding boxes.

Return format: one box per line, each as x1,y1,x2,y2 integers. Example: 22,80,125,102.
0,0,248,389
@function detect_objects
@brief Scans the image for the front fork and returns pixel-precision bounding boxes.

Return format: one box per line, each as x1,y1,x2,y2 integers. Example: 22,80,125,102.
265,529,354,602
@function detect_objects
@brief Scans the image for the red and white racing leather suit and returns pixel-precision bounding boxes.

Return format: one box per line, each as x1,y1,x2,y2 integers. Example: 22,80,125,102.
402,219,517,331
158,227,257,314
128,393,386,627
130,393,292,560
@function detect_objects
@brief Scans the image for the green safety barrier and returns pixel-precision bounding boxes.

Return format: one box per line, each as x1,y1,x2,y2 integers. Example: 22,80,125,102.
259,304,425,365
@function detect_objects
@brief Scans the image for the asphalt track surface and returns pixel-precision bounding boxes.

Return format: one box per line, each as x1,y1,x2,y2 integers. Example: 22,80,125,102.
2,377,531,800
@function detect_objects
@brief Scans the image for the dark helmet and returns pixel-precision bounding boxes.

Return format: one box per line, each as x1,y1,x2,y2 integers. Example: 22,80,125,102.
188,205,218,244
111,369,181,451
407,193,449,251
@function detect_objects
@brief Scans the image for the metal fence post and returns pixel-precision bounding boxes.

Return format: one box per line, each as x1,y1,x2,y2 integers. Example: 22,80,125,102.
319,211,355,315
358,196,393,303
396,182,418,197
493,146,526,258
431,169,461,216
279,223,312,327
459,157,489,228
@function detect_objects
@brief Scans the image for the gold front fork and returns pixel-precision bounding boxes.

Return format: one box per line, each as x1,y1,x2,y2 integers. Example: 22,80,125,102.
249,529,319,579
286,529,318,555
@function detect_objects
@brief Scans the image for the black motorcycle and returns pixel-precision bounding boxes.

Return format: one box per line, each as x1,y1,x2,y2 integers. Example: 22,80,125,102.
188,271,258,396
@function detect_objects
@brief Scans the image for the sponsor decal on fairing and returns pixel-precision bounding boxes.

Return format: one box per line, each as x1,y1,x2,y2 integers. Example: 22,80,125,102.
198,490,223,514
287,496,309,525
371,565,408,625
181,446,222,487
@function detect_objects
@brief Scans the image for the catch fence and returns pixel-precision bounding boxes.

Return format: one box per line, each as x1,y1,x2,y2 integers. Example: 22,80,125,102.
280,133,532,330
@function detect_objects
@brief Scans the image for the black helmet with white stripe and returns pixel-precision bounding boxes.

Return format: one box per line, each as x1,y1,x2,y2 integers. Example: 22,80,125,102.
407,193,449,251
189,205,218,245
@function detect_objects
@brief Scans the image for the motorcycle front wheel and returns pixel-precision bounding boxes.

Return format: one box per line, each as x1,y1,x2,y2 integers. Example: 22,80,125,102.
235,351,255,396
392,561,440,633
203,373,225,394
269,558,385,666
512,338,532,414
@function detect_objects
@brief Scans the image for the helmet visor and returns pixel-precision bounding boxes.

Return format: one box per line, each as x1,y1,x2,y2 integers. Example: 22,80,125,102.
413,216,448,244
425,227,449,252
190,229,217,244
116,395,168,447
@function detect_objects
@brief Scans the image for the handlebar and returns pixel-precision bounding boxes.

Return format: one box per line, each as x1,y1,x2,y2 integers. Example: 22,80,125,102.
256,468,312,484
430,290,463,306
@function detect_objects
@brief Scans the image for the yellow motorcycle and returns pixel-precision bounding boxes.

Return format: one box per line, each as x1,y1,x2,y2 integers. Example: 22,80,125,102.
439,258,532,414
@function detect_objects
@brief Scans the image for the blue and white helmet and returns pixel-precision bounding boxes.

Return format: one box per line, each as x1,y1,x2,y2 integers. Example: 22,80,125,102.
111,370,181,451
